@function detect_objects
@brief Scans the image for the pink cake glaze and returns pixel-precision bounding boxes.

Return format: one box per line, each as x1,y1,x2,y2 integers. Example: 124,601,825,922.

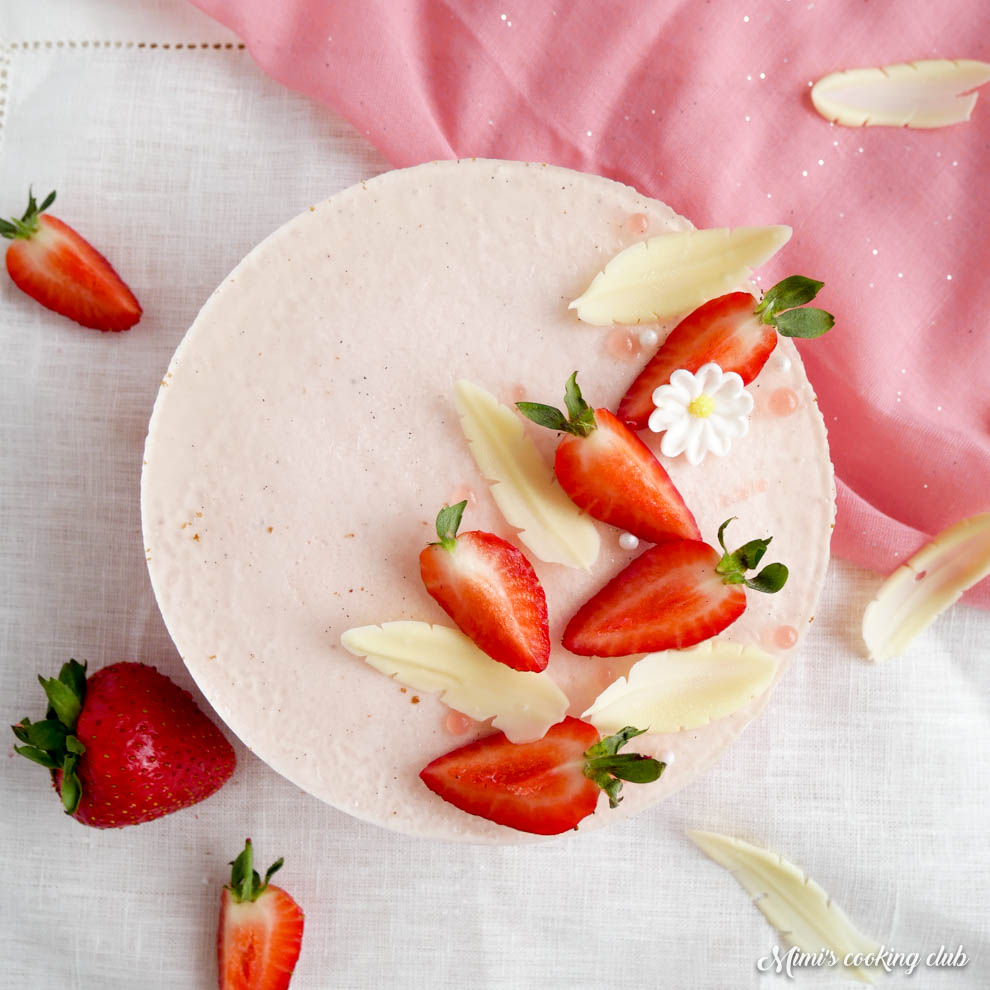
141,160,835,843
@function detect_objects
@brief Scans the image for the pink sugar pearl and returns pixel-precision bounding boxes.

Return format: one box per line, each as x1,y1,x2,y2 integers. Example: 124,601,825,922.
605,327,642,361
769,388,799,416
444,710,474,735
626,212,650,235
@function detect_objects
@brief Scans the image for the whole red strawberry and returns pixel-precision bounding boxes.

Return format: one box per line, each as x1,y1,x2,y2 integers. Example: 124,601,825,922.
1,188,142,331
11,659,235,827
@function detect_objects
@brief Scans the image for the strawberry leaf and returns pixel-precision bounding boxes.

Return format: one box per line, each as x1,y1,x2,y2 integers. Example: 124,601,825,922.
65,735,86,755
38,674,82,729
775,308,835,339
13,744,59,770
264,858,285,885
24,718,70,750
60,755,82,814
516,402,570,432
746,563,790,594
433,501,467,550
757,275,824,321
58,658,87,699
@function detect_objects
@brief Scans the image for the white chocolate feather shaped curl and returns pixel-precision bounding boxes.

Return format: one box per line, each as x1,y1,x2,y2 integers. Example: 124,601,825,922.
454,380,599,570
582,641,777,734
689,831,881,985
811,59,990,128
568,225,791,326
340,621,568,743
862,512,990,661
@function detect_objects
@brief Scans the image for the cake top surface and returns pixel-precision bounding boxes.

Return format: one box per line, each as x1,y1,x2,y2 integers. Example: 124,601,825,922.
142,159,834,842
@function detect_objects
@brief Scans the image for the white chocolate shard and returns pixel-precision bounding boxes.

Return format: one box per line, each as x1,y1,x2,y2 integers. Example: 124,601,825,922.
581,640,777,734
689,831,881,985
568,225,791,326
862,512,990,661
454,380,599,570
811,59,990,128
340,621,568,743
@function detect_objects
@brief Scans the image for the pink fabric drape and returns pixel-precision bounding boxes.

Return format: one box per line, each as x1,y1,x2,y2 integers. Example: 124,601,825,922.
193,0,990,603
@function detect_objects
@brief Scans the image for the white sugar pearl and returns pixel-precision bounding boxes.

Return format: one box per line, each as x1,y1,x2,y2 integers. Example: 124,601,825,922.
639,328,659,348
775,353,792,371
618,532,640,551
659,750,676,765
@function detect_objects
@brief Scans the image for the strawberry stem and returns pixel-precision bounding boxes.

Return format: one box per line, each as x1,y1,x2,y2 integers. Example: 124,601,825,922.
715,518,789,593
227,839,285,903
582,726,665,808
0,187,56,240
517,372,597,437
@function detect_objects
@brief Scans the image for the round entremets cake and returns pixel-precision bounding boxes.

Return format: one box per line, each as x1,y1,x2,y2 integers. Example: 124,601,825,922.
141,159,834,843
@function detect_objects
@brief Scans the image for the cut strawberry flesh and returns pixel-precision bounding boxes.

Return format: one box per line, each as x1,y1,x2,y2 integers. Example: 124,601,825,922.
420,530,550,672
554,407,700,544
419,717,602,835
617,292,775,431
218,886,304,990
5,214,141,331
563,540,747,657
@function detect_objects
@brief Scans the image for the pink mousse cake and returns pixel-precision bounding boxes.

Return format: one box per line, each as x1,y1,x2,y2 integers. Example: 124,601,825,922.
141,159,834,842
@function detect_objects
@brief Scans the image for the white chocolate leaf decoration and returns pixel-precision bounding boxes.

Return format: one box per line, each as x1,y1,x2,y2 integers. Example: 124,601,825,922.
454,380,599,570
340,621,568,743
862,512,990,661
689,831,881,984
582,640,777,734
568,226,791,326
811,59,990,128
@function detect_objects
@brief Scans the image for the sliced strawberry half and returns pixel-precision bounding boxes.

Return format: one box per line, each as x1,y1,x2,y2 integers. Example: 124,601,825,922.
419,501,550,672
562,518,789,657
517,373,700,544
419,717,665,835
1,188,142,331
617,277,833,431
218,840,304,990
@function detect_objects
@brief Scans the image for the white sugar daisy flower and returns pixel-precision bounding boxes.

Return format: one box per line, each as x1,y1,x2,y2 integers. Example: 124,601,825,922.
648,363,753,466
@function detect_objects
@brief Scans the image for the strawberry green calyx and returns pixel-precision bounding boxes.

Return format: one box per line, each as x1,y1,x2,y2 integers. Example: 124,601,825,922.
0,188,57,241
517,371,597,438
10,658,88,814
432,500,468,552
715,517,789,594
582,726,665,808
227,839,285,904
754,275,834,339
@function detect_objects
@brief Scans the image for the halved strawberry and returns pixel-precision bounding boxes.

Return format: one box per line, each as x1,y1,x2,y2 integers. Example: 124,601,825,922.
419,501,550,672
1,188,142,331
218,839,304,990
419,717,665,834
617,276,833,431
563,518,789,657
517,373,700,544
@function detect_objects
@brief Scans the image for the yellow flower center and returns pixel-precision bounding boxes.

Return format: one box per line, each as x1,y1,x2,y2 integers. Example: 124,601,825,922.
688,394,715,418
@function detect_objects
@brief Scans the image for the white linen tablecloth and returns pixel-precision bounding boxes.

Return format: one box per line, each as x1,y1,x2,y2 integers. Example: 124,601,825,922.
1,3,987,987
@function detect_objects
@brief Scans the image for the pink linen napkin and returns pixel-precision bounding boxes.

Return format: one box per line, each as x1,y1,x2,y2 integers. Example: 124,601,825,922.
193,0,990,604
